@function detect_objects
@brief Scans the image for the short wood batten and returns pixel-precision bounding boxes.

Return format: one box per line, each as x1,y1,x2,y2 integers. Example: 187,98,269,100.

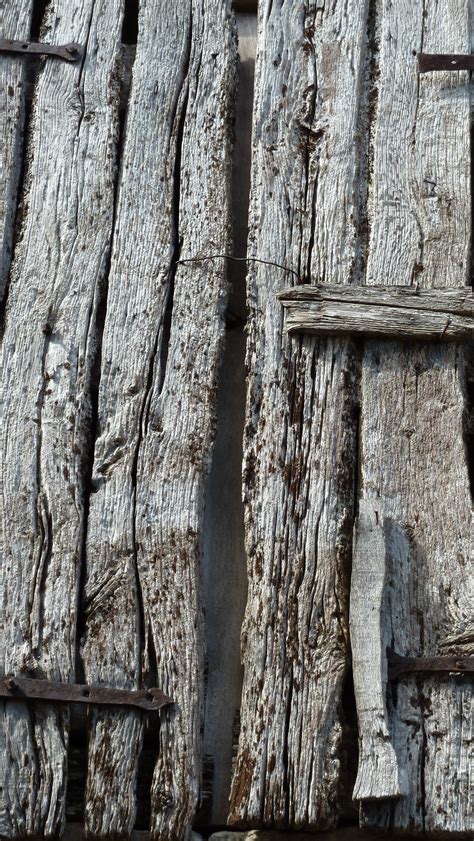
0,0,124,835
280,284,474,342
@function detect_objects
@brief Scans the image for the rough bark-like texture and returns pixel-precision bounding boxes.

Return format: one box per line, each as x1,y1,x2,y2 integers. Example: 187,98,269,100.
0,1,34,299
229,0,368,830
0,0,124,837
81,1,237,838
353,0,473,833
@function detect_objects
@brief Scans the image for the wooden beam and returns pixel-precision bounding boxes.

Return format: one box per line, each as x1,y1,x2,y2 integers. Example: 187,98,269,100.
229,0,368,830
81,1,237,838
0,0,124,836
279,284,474,342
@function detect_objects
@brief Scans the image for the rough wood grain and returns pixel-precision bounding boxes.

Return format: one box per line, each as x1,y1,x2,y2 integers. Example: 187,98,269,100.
279,284,474,314
81,1,237,838
0,1,34,300
0,0,124,837
229,0,368,830
354,0,473,833
349,500,407,802
281,297,474,343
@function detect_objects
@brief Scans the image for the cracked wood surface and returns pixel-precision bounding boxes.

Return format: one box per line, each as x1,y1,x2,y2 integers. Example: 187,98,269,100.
229,0,368,830
352,0,473,833
0,1,34,299
0,0,124,836
81,1,237,838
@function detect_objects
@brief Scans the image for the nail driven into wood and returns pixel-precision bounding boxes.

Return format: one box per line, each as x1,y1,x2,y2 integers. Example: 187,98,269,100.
0,37,83,63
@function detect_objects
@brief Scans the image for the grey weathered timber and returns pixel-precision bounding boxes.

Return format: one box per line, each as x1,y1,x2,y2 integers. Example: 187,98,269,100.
229,0,367,830
280,284,474,342
0,0,124,837
81,1,237,838
350,501,407,802
0,1,34,299
351,0,473,833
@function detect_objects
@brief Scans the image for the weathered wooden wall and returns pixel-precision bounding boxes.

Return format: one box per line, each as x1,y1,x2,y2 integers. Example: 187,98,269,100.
0,0,472,838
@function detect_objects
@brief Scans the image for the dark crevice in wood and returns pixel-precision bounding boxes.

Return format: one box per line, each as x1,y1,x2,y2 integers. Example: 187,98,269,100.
121,0,139,46
360,0,380,279
200,11,254,828
462,367,474,501
30,0,50,39
339,666,359,827
157,38,192,397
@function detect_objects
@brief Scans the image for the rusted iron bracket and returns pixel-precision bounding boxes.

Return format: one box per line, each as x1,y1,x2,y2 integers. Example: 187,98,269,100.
387,649,474,681
418,53,474,73
0,675,172,712
0,37,83,63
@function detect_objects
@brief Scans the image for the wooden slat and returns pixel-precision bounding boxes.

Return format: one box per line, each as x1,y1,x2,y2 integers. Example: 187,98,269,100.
0,1,34,299
229,0,368,830
81,1,237,837
281,299,474,343
351,0,473,833
279,284,474,315
0,0,124,837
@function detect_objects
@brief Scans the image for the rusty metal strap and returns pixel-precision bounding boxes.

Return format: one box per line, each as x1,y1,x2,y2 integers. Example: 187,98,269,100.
0,675,172,712
0,38,83,63
418,53,474,73
387,649,474,681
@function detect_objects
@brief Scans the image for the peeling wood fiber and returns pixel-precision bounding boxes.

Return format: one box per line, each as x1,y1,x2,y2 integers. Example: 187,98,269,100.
81,1,237,839
229,0,368,830
0,0,125,836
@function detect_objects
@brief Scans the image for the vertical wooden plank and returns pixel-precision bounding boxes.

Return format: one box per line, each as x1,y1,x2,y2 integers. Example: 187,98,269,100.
0,2,34,298
353,0,473,832
229,0,368,830
81,1,237,837
0,0,124,837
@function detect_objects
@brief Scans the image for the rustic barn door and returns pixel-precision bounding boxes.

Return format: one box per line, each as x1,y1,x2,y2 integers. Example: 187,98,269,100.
1,0,473,838
231,0,473,836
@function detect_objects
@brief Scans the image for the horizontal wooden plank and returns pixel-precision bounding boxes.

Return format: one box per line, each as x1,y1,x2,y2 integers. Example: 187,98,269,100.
280,285,474,342
279,283,474,315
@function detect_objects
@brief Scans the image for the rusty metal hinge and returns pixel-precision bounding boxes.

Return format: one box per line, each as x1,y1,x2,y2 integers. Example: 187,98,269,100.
0,675,172,712
418,53,474,73
0,37,83,63
387,649,474,681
